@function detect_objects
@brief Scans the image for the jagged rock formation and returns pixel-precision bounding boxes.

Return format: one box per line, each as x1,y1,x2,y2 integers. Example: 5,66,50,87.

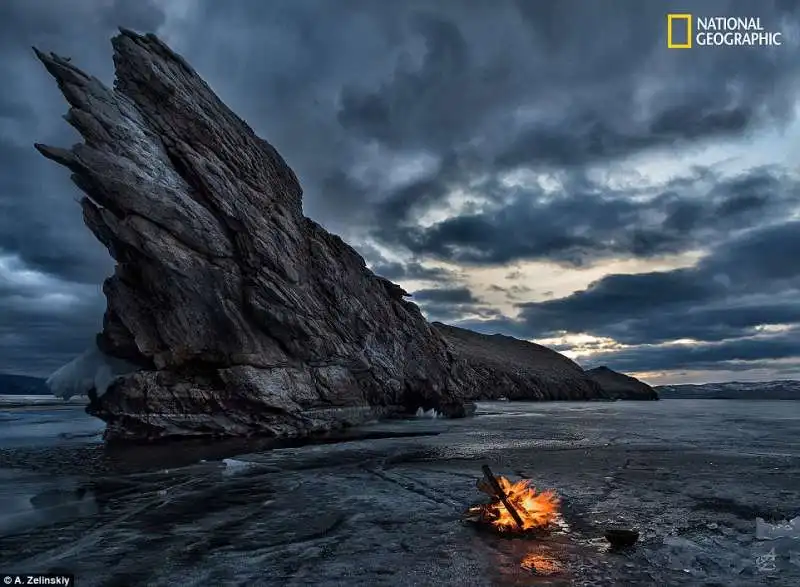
34,30,660,441
433,324,609,401
586,366,659,400
34,30,473,441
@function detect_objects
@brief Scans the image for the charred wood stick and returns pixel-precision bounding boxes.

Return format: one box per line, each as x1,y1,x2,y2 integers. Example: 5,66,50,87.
476,477,495,497
481,464,525,530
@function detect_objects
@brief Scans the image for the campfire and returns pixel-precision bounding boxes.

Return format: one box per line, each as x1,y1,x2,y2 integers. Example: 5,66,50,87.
465,465,560,535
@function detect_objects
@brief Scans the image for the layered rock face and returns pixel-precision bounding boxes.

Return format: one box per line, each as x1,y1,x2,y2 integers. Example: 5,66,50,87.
433,324,610,401
35,30,471,441
586,367,659,400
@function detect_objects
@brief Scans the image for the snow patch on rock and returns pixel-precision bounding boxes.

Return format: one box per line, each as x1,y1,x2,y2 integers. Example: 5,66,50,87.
46,345,140,400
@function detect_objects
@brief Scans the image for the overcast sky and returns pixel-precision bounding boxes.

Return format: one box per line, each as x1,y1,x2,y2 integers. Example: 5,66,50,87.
1,0,799,384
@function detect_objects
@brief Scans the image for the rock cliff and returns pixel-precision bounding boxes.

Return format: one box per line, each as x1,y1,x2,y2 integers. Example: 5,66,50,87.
433,324,609,401
35,30,657,442
586,366,659,400
34,30,472,441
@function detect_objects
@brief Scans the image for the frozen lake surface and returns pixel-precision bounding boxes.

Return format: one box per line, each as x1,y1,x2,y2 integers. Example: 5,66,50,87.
0,399,798,586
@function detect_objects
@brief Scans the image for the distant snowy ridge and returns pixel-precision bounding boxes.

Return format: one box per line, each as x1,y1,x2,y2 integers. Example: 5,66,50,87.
0,394,88,406
656,380,800,400
46,345,140,400
0,373,49,395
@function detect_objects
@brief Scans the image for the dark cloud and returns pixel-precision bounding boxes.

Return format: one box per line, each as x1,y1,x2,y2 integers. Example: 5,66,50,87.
379,166,797,267
0,0,166,285
0,0,166,373
340,0,800,241
412,287,479,304
409,286,496,323
458,220,800,359
0,254,104,374
341,0,799,160
704,219,800,284
370,260,454,283
356,241,457,283
2,0,799,379
583,328,800,373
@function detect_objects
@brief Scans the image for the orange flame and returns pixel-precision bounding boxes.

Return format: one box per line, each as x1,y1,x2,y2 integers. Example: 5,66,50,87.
477,476,560,531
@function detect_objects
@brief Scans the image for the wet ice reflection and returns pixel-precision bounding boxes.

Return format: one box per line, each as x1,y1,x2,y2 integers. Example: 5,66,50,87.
0,400,797,586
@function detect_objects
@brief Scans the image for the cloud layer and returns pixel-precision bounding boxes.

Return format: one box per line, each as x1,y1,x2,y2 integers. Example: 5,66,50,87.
1,0,798,382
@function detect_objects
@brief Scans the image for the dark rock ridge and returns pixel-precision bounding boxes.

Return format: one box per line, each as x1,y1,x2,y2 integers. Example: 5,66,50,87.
433,324,611,401
34,30,472,441
586,366,658,400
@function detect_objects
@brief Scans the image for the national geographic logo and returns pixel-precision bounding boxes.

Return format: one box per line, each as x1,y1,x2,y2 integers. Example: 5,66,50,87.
667,14,783,48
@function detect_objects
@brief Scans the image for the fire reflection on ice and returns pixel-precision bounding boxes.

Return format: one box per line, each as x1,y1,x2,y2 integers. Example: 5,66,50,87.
465,468,571,581
520,551,565,576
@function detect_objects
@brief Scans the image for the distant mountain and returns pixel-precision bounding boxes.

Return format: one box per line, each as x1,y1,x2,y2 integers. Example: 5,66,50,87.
433,323,610,401
655,380,800,400
0,373,49,395
586,366,659,400
433,325,656,401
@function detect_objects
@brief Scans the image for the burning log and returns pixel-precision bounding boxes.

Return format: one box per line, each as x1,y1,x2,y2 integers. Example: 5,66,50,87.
481,465,526,530
465,465,560,535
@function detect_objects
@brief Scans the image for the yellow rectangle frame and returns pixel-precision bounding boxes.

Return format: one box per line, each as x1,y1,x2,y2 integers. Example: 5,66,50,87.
667,14,692,49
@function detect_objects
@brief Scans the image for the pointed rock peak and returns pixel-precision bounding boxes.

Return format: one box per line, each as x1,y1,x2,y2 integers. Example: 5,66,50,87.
35,31,472,441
